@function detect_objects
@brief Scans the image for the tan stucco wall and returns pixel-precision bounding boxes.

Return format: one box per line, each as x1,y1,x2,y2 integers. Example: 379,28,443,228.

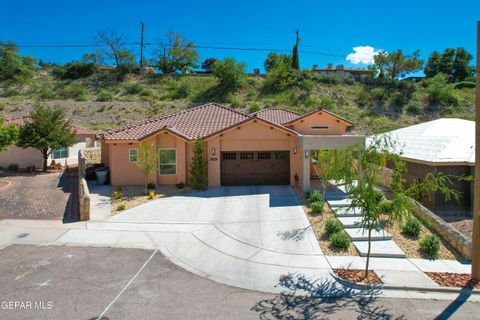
0,145,44,168
289,112,348,135
107,133,187,186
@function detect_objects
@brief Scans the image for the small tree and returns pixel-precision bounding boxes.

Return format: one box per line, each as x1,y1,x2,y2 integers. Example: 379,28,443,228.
373,49,424,79
332,136,460,279
134,141,158,193
189,138,208,190
201,58,217,72
264,52,292,72
155,32,199,74
212,58,246,93
17,104,75,172
0,41,36,82
0,116,18,151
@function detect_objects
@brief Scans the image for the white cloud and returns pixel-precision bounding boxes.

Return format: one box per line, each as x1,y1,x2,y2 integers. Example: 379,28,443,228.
346,46,381,65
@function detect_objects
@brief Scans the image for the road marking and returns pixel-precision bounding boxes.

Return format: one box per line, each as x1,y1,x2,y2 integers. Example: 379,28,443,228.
15,270,30,281
96,249,158,320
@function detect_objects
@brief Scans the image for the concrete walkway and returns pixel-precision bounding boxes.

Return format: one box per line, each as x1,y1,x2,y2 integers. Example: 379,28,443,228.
0,185,475,297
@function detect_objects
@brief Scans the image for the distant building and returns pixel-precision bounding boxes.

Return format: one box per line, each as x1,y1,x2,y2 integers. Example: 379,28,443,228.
312,63,374,81
370,118,474,215
400,76,425,83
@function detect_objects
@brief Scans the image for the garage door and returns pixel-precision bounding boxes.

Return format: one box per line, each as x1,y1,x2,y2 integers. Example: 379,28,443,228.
220,151,290,185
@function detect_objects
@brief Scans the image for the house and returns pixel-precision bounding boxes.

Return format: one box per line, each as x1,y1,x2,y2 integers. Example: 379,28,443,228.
370,118,474,215
97,103,364,190
312,63,374,81
0,116,98,169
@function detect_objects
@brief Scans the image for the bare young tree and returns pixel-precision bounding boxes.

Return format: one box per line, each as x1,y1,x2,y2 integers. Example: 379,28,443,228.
95,30,132,68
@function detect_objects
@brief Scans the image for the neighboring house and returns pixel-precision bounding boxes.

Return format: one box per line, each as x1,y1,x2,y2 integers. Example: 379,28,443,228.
370,118,474,215
97,103,364,190
0,116,97,169
312,63,374,81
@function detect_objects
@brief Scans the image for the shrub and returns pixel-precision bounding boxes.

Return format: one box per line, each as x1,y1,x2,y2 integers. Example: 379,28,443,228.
212,58,246,93
116,203,126,211
115,63,141,80
175,182,186,189
402,217,422,237
96,89,114,102
248,103,262,113
7,163,19,171
306,190,323,203
355,90,372,107
329,231,351,249
371,87,386,102
419,234,440,258
425,74,459,107
310,201,324,213
313,73,340,85
325,219,343,236
62,61,97,80
406,100,422,114
148,190,155,200
263,63,293,93
59,83,88,100
124,83,145,95
147,182,156,190
112,191,123,200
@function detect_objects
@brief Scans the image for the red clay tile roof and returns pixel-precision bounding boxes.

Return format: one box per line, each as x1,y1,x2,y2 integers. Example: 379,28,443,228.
252,108,300,125
71,126,96,135
98,103,250,141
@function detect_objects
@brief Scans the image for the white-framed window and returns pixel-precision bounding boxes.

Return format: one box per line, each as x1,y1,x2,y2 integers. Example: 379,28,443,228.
158,148,176,175
310,125,330,130
52,147,68,159
129,148,139,162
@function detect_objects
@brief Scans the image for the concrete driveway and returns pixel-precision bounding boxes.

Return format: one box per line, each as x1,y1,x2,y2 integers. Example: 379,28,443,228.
53,185,332,292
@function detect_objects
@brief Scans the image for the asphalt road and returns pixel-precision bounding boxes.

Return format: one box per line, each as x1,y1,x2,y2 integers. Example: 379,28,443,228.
0,244,478,320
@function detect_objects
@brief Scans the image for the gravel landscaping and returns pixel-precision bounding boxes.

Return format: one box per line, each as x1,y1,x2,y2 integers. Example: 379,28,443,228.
293,187,359,256
111,185,191,213
333,269,383,285
426,272,480,288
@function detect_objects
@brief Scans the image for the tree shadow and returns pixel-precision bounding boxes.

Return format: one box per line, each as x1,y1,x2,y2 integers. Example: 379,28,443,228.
277,226,312,242
434,287,474,320
252,273,404,320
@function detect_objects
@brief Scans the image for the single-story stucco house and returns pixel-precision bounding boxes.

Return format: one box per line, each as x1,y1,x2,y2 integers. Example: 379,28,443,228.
97,103,364,190
370,118,474,215
0,116,98,169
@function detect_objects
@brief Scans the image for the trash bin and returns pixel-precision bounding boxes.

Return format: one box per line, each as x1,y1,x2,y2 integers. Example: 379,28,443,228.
95,168,108,185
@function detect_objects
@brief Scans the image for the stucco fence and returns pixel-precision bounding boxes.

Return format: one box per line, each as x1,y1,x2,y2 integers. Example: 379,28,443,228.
374,165,471,259
77,148,100,221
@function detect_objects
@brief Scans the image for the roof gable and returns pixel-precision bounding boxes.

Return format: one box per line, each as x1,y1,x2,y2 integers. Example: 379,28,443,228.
283,108,352,126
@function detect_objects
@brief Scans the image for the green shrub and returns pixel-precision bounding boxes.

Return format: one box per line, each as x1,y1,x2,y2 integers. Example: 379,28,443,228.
426,74,459,107
59,83,88,100
325,219,343,236
248,103,262,113
310,201,324,213
112,191,123,200
263,63,293,93
313,73,340,85
402,217,422,237
116,203,126,211
419,234,440,258
62,61,97,80
329,231,351,249
319,96,334,109
371,87,386,102
212,58,246,93
97,89,114,102
355,90,372,107
406,100,422,114
124,83,145,95
306,190,323,203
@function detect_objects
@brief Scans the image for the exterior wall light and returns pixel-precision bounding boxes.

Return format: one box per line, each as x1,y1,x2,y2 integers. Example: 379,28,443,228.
305,149,310,158
212,147,216,156
293,147,297,155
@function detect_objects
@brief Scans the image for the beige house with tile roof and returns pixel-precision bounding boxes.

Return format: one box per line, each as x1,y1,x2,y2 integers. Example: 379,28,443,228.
97,103,364,190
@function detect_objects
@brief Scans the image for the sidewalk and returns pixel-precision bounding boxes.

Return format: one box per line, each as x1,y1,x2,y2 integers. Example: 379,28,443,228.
0,218,477,301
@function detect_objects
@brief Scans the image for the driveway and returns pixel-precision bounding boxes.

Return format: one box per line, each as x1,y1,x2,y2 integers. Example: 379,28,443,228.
53,185,332,292
0,171,77,221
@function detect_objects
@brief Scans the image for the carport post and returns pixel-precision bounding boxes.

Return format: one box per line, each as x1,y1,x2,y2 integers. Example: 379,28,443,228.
472,20,480,279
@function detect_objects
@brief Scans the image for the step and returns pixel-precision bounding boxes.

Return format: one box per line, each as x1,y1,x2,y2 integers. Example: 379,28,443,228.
333,207,363,217
337,216,362,228
327,198,352,208
324,192,348,201
353,240,406,258
345,228,392,241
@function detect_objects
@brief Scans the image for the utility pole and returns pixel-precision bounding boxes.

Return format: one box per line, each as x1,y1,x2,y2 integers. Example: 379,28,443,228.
140,21,145,69
472,20,480,280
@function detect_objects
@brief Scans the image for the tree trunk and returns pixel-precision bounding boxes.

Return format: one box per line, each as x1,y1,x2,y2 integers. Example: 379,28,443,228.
43,154,48,172
144,174,148,194
365,224,373,279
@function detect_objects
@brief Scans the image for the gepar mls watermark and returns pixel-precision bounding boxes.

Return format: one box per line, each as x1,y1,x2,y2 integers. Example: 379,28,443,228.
1,300,53,310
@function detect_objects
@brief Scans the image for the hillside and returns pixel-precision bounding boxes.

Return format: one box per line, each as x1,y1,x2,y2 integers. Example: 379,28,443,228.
0,73,475,134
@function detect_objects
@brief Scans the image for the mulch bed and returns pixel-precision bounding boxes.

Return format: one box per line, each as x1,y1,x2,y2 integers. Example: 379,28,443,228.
333,268,383,285
426,272,480,289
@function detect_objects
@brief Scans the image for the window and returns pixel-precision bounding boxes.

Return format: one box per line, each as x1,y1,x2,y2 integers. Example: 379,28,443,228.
310,125,330,130
52,147,68,159
222,152,236,160
240,152,254,160
158,149,176,175
275,152,289,160
129,149,139,162
257,152,271,160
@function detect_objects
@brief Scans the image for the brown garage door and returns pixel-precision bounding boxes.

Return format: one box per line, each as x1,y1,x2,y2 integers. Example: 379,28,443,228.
220,151,290,185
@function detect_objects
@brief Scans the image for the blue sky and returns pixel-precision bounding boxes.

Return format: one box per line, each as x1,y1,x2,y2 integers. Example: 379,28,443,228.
0,0,479,73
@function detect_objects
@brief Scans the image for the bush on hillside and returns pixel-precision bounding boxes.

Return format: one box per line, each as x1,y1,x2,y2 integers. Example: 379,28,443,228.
426,74,460,108
402,217,422,237
62,61,97,80
419,234,440,258
59,83,88,100
212,58,246,93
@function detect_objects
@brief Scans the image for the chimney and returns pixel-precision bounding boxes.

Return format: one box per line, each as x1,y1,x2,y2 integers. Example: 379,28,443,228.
327,63,333,69
312,64,318,71
336,64,345,70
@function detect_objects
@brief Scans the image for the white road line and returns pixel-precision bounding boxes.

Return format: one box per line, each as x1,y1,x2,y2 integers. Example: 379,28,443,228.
96,249,158,320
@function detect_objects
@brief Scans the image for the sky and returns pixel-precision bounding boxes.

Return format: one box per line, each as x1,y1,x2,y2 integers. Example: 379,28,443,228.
0,0,479,73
